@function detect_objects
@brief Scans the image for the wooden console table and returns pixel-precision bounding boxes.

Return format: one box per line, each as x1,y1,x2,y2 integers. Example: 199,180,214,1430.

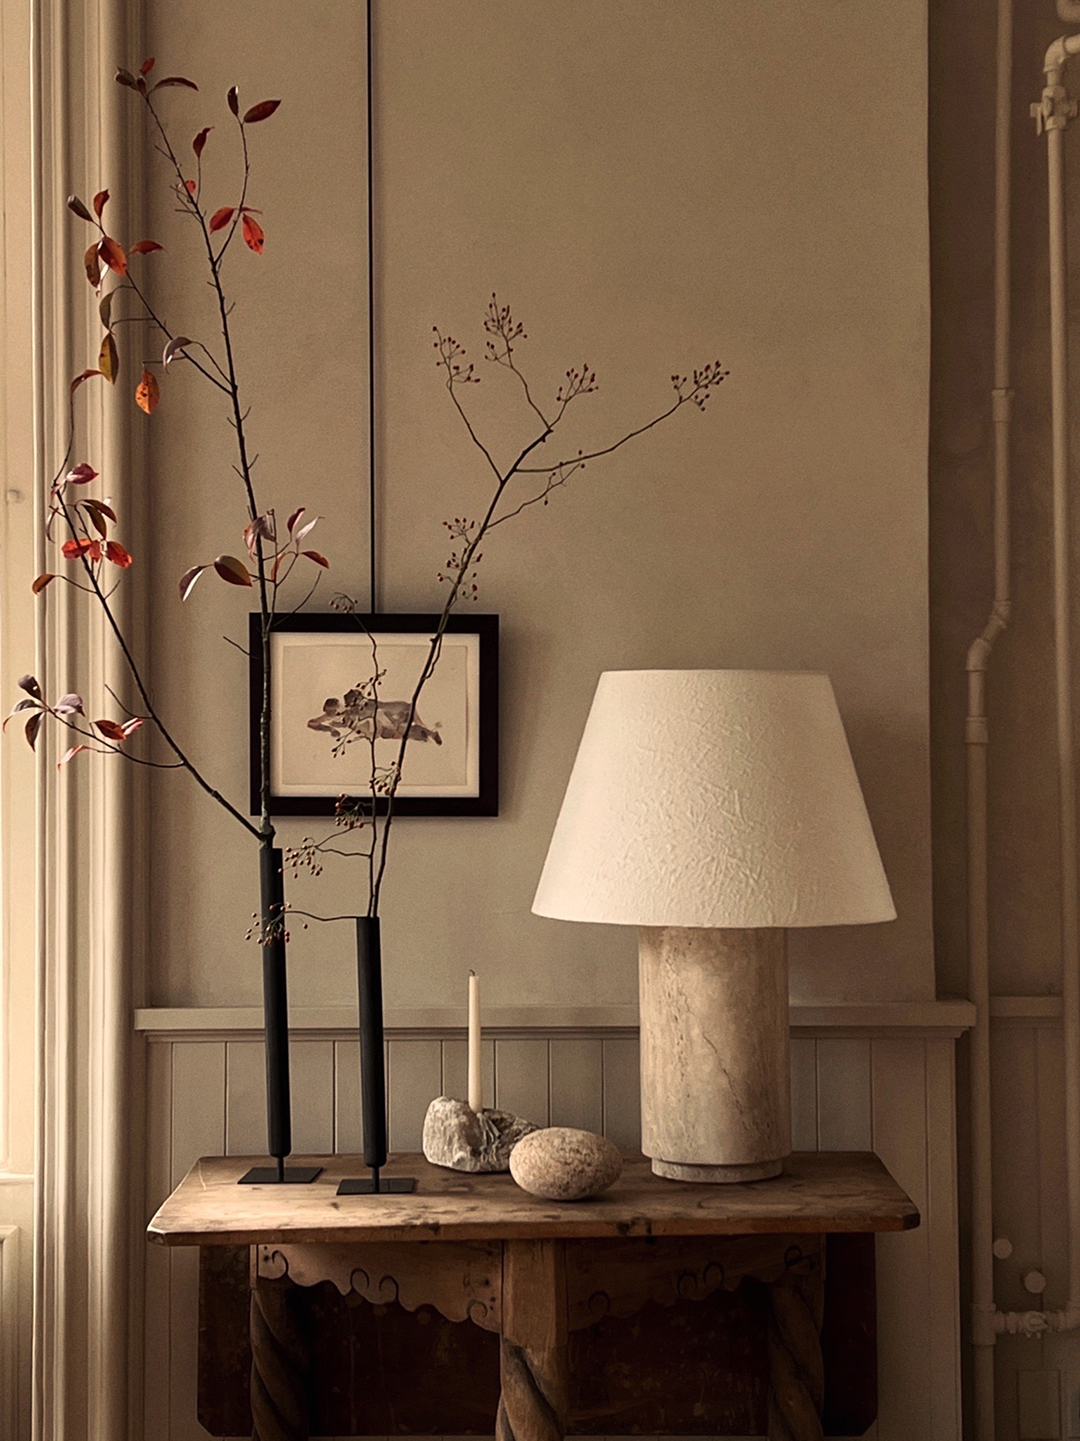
148,1151,918,1441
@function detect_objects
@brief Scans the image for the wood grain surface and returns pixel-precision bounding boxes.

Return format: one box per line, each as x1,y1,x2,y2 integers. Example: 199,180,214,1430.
149,1150,918,1246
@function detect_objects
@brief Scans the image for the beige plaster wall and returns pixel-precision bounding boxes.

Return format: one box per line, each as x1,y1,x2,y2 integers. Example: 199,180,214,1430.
142,0,932,1009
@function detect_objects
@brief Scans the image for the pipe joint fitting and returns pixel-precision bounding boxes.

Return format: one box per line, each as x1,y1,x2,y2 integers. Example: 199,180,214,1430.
1032,82,1078,133
995,1309,1052,1337
992,388,1015,424
966,716,990,746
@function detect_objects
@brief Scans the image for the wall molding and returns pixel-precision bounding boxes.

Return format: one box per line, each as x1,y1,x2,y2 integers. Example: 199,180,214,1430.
133,996,976,1041
1,1225,19,1441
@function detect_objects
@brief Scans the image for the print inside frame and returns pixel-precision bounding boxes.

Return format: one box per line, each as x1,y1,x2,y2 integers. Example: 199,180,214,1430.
250,613,499,817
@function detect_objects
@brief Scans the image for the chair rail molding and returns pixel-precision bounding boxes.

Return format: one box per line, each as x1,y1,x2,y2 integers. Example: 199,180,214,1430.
30,0,146,1437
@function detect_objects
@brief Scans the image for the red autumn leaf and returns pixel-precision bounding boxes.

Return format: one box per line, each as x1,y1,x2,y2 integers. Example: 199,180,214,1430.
139,57,155,76
94,718,128,741
302,550,330,568
243,512,276,558
184,179,197,196
62,537,101,562
150,76,198,92
105,541,132,568
227,85,239,117
66,463,98,485
115,68,138,90
70,370,101,396
192,126,212,158
242,99,280,124
81,498,117,523
178,564,207,601
68,194,93,222
129,239,163,255
98,331,119,384
213,555,253,587
98,236,127,277
208,207,234,233
241,213,265,253
135,369,160,414
32,573,56,595
286,506,305,535
84,243,102,289
82,505,107,538
93,189,109,218
57,744,89,768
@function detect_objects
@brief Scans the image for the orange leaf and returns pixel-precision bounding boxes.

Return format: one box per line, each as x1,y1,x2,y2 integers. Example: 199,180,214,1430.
139,57,155,76
105,540,132,568
93,189,109,218
184,179,197,196
84,243,102,289
302,550,329,568
192,126,212,158
135,369,160,414
242,99,280,124
94,718,127,741
98,236,127,277
62,537,101,562
241,213,265,254
32,573,56,595
129,239,163,255
98,331,119,384
209,207,234,233
213,555,253,587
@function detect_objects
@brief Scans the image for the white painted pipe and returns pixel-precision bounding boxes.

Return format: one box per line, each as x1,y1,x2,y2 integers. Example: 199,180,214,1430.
966,48,1080,1436
1042,53,1080,1334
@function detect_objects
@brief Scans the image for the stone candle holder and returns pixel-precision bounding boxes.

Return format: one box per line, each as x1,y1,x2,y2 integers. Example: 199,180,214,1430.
422,1096,537,1173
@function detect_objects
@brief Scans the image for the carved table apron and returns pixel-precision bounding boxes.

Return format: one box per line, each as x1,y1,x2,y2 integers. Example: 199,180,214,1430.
252,1232,826,1441
146,1150,919,1441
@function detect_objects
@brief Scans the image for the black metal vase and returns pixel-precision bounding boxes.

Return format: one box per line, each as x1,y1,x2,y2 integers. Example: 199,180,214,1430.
337,916,416,1195
238,846,321,1185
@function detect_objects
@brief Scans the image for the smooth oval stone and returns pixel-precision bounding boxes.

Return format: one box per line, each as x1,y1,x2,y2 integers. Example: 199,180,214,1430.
509,1127,622,1201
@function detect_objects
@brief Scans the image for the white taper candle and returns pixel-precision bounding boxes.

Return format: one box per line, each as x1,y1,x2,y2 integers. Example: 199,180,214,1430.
467,971,482,1112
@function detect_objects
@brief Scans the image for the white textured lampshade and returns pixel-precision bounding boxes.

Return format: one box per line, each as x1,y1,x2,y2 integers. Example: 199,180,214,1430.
532,669,895,928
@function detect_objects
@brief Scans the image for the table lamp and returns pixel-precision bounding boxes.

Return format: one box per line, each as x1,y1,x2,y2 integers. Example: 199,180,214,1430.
532,670,895,1183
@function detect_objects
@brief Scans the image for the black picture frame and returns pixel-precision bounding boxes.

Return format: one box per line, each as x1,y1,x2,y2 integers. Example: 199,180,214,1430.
250,612,499,818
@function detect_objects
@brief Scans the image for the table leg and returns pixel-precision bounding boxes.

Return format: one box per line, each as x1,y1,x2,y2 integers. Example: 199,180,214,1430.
496,1239,568,1441
766,1254,825,1441
250,1261,310,1441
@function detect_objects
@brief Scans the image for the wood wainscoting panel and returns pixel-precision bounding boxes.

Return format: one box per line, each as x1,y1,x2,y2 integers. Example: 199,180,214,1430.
139,1020,961,1440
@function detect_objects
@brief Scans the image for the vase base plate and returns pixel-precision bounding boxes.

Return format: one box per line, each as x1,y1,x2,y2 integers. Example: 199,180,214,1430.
337,1176,417,1195
237,1165,324,1185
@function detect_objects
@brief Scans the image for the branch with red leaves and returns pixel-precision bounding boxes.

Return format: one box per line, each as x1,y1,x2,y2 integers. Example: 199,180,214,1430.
14,60,324,857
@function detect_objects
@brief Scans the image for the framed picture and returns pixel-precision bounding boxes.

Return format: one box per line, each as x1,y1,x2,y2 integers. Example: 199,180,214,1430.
251,612,498,817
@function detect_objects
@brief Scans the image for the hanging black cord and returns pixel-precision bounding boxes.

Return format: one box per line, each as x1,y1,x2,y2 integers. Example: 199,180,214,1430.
367,0,377,615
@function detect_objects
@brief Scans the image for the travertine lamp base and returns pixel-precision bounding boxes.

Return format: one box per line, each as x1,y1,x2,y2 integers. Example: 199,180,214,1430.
639,926,792,1184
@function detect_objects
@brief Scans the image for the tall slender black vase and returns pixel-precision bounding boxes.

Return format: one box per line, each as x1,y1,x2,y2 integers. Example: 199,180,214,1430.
238,846,322,1185
337,917,416,1195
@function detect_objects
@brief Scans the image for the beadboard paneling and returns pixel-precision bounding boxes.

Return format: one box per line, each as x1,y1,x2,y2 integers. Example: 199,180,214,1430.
141,1027,961,1440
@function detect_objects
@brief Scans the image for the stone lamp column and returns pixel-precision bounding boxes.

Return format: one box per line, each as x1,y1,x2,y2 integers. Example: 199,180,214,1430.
532,670,896,1183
